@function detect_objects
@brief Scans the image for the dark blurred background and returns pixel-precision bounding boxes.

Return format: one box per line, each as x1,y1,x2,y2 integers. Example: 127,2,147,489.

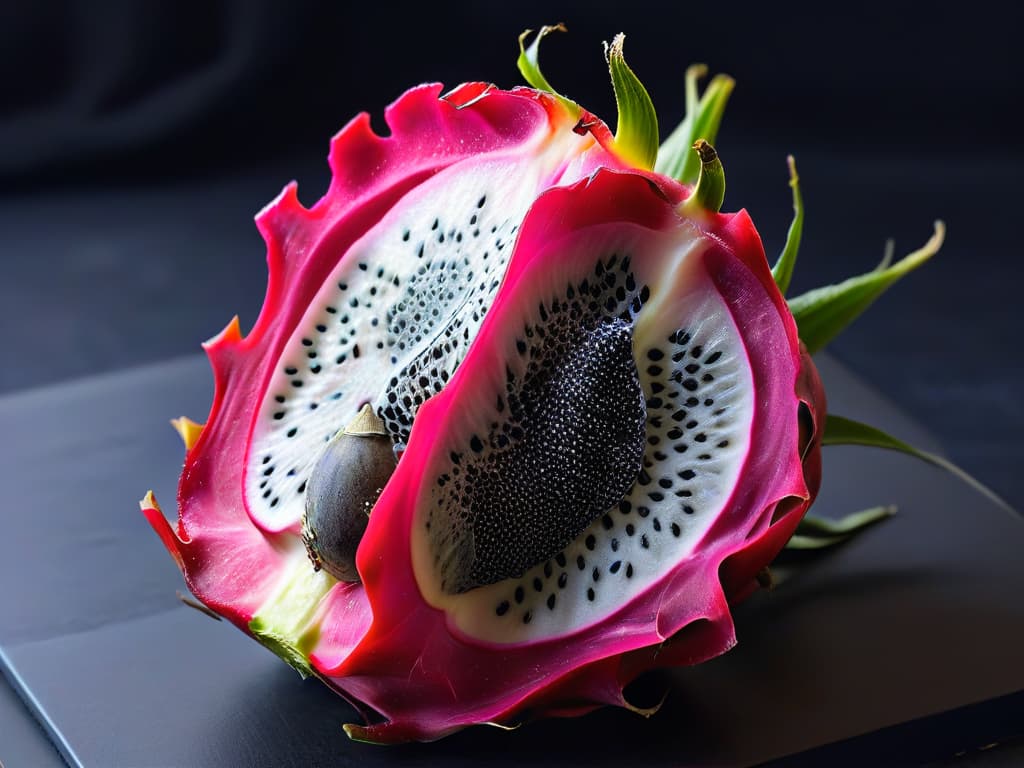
2,0,1022,511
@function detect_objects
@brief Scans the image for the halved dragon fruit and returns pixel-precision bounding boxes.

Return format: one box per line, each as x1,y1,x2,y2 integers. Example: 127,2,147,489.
141,30,962,743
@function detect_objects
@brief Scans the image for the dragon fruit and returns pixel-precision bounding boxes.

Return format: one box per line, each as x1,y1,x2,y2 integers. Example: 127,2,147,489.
141,29,955,743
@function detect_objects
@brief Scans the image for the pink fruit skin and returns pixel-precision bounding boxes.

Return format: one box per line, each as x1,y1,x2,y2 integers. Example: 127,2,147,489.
142,84,825,743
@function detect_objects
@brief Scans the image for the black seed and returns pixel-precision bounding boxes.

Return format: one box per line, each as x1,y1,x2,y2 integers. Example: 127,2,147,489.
326,306,337,314
586,588,595,601
703,373,715,382
686,396,700,407
477,195,487,208
352,345,360,358
683,505,695,515
469,435,484,453
262,456,271,464
641,534,650,549
647,365,663,377
705,398,716,407
647,348,664,361
274,395,285,403
516,339,527,354
547,594,556,610
522,611,532,624
609,560,622,574
263,466,274,477
671,522,682,536
533,577,543,592
699,453,712,460
626,524,636,536
695,433,707,443
653,518,662,531
284,366,298,375
338,282,348,291
514,586,525,603
577,555,586,570
543,561,553,578
683,378,699,391
672,410,687,422
555,552,567,568
611,538,620,552
602,514,614,530
705,351,722,364
300,339,313,348
558,572,568,588
685,363,700,374
691,345,703,358
679,469,696,480
273,411,285,420
637,506,651,518
585,534,596,550
495,600,510,616
270,497,279,508
310,365,322,374
658,478,673,489
626,564,634,578
286,427,298,438
648,491,664,502
718,440,730,448
619,499,632,514
686,420,699,429
291,379,303,387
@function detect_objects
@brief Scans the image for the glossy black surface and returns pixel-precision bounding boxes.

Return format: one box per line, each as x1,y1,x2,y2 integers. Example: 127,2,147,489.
1,355,1021,767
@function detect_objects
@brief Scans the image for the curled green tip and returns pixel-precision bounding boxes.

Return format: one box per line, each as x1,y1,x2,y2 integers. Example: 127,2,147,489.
772,154,804,295
517,24,578,116
789,220,945,354
656,64,735,184
683,138,726,214
605,33,659,170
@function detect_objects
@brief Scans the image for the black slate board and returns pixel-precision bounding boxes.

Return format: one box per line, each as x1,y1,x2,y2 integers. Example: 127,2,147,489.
1,354,1022,767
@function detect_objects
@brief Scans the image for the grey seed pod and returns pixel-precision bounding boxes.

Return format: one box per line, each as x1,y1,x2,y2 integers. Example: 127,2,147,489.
301,403,397,582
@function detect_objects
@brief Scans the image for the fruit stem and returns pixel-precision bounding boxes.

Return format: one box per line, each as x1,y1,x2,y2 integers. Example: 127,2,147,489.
683,139,726,215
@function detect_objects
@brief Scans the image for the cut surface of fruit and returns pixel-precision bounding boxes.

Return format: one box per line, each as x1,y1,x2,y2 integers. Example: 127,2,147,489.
289,168,821,741
142,75,828,745
243,86,626,536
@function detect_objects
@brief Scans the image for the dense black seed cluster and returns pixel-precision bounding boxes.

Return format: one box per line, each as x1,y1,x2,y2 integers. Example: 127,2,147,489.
475,300,743,627
379,196,515,446
429,254,653,594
